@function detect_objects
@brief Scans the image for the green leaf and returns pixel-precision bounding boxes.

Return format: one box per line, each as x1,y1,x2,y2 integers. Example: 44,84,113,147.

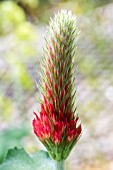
0,148,55,170
0,127,29,164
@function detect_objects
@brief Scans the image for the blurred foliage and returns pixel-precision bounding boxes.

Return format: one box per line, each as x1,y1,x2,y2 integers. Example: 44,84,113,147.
15,22,35,40
0,127,29,164
0,95,13,120
0,1,26,35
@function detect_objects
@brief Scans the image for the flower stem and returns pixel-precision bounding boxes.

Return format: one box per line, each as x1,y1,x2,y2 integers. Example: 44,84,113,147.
54,160,65,170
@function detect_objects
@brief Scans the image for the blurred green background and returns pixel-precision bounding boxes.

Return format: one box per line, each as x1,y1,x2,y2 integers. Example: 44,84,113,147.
0,0,113,169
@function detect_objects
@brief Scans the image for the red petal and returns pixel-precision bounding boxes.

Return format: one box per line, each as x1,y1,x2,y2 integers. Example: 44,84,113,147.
60,77,62,88
59,110,64,121
55,84,58,94
33,112,40,121
77,124,82,135
48,88,53,98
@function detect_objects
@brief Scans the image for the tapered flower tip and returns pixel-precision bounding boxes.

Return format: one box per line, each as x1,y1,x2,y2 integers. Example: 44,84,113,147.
32,9,82,161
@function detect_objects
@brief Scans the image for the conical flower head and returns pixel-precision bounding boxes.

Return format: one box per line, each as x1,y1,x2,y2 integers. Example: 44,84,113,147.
32,10,82,161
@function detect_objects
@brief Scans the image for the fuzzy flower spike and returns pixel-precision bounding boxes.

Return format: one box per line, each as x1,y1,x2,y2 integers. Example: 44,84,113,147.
32,10,82,161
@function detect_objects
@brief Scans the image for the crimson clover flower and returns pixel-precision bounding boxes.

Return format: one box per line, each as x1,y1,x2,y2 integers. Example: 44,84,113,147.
32,10,82,161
